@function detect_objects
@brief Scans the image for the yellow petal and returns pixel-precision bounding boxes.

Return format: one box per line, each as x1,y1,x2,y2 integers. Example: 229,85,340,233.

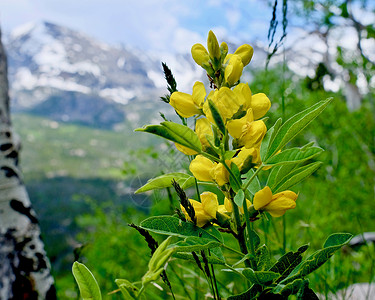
251,93,271,120
189,155,215,182
191,43,210,67
195,118,212,149
232,147,260,171
189,199,212,227
217,204,227,214
200,192,219,218
233,83,252,110
234,44,254,66
253,186,273,210
224,197,232,212
264,198,296,217
227,118,245,139
170,91,201,118
210,162,229,186
224,55,244,86
175,143,198,155
241,120,267,149
192,81,206,108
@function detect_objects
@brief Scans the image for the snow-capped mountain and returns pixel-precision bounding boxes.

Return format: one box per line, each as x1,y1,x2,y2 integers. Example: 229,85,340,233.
5,21,203,128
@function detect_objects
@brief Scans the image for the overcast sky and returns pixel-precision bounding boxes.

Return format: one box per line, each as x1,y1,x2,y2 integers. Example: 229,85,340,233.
0,0,275,53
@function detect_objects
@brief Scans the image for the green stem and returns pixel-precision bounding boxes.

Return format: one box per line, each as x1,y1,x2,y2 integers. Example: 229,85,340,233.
137,285,145,299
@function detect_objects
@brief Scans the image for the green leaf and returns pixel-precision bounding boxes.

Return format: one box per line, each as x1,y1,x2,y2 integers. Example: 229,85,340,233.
230,162,242,192
72,262,102,300
260,118,282,161
281,233,352,284
135,121,202,153
115,279,141,300
173,236,222,252
135,172,195,194
140,216,223,242
173,252,225,265
242,268,279,285
140,216,224,261
227,284,262,300
273,162,322,193
208,99,226,134
269,245,309,283
266,98,333,160
243,169,261,196
256,245,271,271
272,279,304,296
264,145,323,166
234,189,245,207
249,230,261,251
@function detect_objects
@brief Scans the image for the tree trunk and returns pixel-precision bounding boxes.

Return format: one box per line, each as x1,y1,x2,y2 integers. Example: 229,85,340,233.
0,28,56,299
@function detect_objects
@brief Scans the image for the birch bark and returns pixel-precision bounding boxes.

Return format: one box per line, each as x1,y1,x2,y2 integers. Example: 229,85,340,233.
0,28,56,299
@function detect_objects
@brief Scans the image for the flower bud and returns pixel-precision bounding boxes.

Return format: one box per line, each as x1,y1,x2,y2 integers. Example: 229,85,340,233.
224,54,244,86
207,30,221,61
191,43,210,67
234,44,254,66
251,93,271,120
195,118,213,150
170,92,201,118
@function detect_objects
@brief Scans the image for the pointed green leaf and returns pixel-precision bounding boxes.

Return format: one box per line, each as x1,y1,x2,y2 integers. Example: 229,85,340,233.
173,236,222,252
115,279,141,300
266,98,333,159
264,145,323,166
234,189,245,207
269,245,309,283
135,121,202,153
230,162,242,192
242,268,280,285
140,216,224,260
173,252,225,265
243,169,261,196
256,245,271,271
72,262,102,300
140,216,223,242
273,162,322,193
260,118,282,161
135,172,195,194
281,233,352,284
208,99,226,134
227,284,262,300
272,278,304,296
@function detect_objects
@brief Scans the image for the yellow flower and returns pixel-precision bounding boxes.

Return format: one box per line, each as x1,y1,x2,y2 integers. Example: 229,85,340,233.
195,118,213,150
189,155,215,182
210,162,229,186
175,143,198,155
232,83,252,111
253,186,297,217
223,197,252,214
180,192,219,227
232,84,271,120
169,81,206,118
224,54,244,86
234,44,254,66
227,108,267,149
232,147,261,172
191,44,210,68
203,87,241,124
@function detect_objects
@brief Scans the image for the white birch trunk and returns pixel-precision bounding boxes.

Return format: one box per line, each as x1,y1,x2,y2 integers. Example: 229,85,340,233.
0,28,56,299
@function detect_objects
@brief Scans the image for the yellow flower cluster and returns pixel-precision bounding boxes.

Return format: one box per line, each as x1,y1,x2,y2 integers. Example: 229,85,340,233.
171,30,297,226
